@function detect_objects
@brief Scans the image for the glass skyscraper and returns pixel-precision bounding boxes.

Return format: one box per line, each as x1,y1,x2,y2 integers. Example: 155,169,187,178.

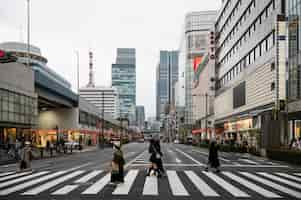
112,48,136,122
156,51,179,122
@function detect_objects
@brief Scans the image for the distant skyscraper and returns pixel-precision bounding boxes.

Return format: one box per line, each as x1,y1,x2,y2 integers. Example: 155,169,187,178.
156,50,179,122
135,106,145,130
112,48,136,122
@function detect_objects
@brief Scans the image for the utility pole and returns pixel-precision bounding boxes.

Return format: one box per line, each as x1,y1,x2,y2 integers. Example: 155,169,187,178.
101,91,105,148
76,51,80,93
26,0,30,68
205,93,208,138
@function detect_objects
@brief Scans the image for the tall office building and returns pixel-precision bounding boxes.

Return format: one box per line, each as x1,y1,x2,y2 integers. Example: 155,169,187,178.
112,48,136,122
156,51,179,122
135,106,145,130
182,11,217,125
79,87,119,119
214,0,286,151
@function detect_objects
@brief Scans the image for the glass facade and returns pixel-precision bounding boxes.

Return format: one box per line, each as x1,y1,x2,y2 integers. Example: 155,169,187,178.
156,51,179,122
288,0,301,100
0,89,37,125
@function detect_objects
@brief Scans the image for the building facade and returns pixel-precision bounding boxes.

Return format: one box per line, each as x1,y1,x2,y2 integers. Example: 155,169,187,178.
156,50,179,122
135,106,145,130
79,87,119,119
112,48,136,122
287,0,301,142
214,0,286,153
183,11,217,125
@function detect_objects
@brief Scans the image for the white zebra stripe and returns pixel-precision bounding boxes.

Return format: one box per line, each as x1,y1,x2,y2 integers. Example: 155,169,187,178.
184,171,219,197
257,172,301,189
74,170,102,183
0,171,49,189
113,170,139,195
167,171,189,196
241,172,301,198
22,170,85,195
223,172,281,198
142,176,158,196
0,171,32,182
0,172,15,177
204,171,250,198
81,173,110,194
275,173,301,183
51,185,79,195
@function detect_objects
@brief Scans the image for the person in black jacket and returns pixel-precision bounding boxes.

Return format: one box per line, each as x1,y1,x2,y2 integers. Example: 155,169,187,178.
147,139,162,177
205,138,220,173
154,139,165,176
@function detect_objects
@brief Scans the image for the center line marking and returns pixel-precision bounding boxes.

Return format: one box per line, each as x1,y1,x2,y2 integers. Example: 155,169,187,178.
174,148,204,166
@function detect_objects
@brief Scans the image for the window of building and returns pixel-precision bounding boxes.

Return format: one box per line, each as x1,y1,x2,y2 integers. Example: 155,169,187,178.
271,82,275,91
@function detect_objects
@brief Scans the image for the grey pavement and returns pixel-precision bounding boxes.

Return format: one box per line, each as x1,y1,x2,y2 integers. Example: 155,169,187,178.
0,142,301,200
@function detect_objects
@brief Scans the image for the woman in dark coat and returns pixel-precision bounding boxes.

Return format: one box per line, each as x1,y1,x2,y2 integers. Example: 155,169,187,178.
205,139,220,173
147,139,162,177
110,142,125,183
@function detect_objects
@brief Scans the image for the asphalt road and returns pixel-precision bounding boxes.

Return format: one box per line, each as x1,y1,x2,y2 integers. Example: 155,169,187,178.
0,142,301,200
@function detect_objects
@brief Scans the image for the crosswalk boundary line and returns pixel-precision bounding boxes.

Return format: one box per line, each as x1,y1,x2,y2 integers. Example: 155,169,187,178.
238,159,259,165
0,171,32,182
184,171,219,197
0,172,15,177
203,171,250,198
113,170,139,195
167,171,189,196
0,170,67,195
22,170,85,195
222,172,281,198
0,171,50,189
275,173,301,183
142,176,158,196
74,170,102,183
51,185,79,195
240,172,301,198
257,172,301,189
81,173,110,194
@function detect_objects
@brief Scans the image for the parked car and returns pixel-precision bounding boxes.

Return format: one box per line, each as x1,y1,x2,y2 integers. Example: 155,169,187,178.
65,141,79,149
174,139,180,144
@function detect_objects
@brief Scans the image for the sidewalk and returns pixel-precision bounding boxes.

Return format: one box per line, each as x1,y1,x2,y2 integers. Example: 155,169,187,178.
0,145,98,166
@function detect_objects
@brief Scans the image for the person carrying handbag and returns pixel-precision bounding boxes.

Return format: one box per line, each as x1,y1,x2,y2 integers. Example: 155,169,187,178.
110,141,125,184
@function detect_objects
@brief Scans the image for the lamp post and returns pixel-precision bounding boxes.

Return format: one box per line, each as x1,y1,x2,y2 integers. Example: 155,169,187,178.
101,91,105,149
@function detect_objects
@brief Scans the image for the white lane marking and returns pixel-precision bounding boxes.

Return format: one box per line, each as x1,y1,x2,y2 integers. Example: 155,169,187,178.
193,150,230,162
0,171,49,189
174,148,204,166
222,164,289,168
294,173,301,177
113,170,139,195
22,170,85,195
0,171,67,195
276,173,301,182
241,172,301,198
81,173,110,194
238,159,259,165
223,172,281,198
0,172,15,177
168,150,173,153
257,172,301,189
51,185,79,195
167,171,189,196
219,157,231,162
130,163,289,168
124,150,147,169
74,170,102,183
142,176,158,196
175,158,182,163
204,171,249,198
184,171,219,197
0,171,32,182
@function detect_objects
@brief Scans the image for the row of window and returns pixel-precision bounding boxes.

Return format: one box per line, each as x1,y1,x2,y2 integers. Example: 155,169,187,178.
79,111,99,127
219,0,276,69
216,0,236,30
218,31,275,89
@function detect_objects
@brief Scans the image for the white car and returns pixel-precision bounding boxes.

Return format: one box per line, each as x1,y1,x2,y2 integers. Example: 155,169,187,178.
65,141,79,149
174,139,180,144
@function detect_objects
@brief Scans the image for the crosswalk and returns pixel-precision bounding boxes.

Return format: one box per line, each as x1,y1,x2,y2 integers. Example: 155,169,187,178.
0,169,301,198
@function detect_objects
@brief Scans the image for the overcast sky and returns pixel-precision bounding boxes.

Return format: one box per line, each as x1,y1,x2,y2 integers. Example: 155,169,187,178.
1,0,221,118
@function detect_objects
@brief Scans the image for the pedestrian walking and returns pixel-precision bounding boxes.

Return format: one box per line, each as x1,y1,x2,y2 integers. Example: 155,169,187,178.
154,139,165,176
49,141,54,157
147,139,162,177
110,141,125,184
205,138,220,173
19,141,33,172
15,139,21,161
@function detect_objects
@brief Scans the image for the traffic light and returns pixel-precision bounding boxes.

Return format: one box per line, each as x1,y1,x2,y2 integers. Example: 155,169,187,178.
0,49,17,63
